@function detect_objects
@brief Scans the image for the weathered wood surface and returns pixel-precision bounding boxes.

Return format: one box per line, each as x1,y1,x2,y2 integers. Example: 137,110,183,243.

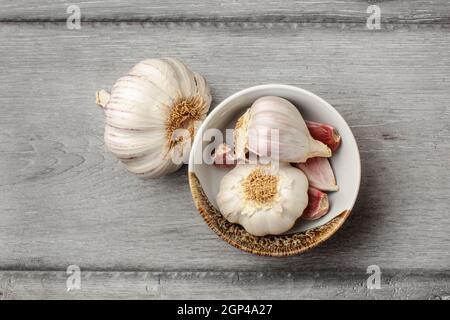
0,0,449,299
1,270,449,300
1,22,449,271
1,0,449,22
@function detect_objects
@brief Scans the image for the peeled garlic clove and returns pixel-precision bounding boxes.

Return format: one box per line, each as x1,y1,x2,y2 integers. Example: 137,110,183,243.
216,163,309,236
213,143,236,169
234,96,331,163
306,120,341,152
96,58,211,178
302,187,329,220
293,157,339,192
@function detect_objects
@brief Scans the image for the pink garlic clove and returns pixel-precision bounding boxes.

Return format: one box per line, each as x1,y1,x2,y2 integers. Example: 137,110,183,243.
293,157,339,192
213,143,236,169
302,187,329,220
306,120,341,152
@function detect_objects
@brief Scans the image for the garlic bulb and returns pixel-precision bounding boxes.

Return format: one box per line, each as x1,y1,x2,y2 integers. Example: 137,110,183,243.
216,163,309,236
96,58,211,177
234,96,331,163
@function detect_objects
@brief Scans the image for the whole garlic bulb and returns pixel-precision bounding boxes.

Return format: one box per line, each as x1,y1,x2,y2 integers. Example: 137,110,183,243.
216,163,309,236
234,96,331,163
96,58,211,178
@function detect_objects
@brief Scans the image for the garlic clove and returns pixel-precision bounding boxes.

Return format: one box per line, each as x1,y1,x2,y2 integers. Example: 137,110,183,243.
306,120,341,152
293,157,339,192
192,72,211,106
96,58,211,178
213,143,237,169
128,59,178,98
107,76,170,125
164,58,199,97
302,187,330,220
234,96,331,163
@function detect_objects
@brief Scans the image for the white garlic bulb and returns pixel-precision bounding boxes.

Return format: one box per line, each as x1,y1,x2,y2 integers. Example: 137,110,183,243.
96,58,211,178
234,96,331,163
216,163,309,236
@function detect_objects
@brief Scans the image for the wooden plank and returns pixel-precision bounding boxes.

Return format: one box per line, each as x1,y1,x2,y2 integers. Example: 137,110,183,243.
1,270,449,299
0,0,449,22
0,22,449,272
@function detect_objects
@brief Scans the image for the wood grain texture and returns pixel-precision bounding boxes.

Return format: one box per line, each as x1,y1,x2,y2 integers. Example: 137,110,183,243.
0,22,449,274
0,0,449,22
1,270,449,299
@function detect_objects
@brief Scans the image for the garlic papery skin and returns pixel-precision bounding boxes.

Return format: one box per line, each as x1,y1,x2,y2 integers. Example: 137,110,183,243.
233,96,331,163
96,58,211,178
216,163,309,236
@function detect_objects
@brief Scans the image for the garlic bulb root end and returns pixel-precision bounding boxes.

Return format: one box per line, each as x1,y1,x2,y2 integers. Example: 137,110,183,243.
166,95,206,149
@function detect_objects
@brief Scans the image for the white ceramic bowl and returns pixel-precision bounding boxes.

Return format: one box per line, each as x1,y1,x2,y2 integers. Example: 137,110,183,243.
188,84,361,256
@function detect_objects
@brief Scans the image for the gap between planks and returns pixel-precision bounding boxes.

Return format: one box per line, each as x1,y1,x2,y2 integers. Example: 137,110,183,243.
0,20,449,31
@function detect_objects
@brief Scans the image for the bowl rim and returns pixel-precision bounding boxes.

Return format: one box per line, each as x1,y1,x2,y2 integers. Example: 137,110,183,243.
188,84,361,256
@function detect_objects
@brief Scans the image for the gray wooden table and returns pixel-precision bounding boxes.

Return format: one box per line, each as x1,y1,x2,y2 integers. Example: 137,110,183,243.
0,0,449,299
